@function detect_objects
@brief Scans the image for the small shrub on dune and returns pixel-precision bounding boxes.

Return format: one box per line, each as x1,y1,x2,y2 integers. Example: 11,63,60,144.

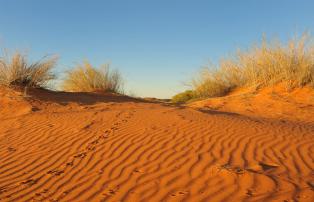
0,51,57,88
171,90,196,103
192,67,239,98
62,61,123,93
192,34,314,98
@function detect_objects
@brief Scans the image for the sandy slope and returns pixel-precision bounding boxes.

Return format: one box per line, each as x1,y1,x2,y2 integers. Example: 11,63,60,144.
0,88,313,202
189,86,314,123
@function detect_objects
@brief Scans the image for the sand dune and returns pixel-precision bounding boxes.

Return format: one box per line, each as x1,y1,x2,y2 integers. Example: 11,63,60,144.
189,85,314,123
0,88,313,202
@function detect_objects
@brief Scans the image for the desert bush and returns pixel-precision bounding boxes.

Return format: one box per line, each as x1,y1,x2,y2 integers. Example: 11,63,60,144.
171,90,196,103
192,34,314,98
0,51,57,88
192,67,238,98
62,61,123,93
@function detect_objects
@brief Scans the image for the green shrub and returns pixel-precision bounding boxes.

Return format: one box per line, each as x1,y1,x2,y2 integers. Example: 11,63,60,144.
171,90,196,103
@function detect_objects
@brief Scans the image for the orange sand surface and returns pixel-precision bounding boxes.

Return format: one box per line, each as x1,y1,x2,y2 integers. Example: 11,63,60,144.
189,85,314,123
0,87,313,202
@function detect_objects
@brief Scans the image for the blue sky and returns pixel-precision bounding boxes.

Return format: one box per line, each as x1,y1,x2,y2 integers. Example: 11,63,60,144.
0,0,313,98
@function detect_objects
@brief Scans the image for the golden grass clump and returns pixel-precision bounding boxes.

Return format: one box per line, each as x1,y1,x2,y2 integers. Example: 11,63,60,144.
193,34,314,98
62,61,123,93
0,51,57,88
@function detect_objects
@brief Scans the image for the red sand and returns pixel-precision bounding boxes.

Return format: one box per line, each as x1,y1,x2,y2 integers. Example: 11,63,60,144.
0,87,313,201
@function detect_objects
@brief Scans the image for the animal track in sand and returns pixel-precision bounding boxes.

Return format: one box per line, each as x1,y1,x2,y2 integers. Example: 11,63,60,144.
7,147,16,152
0,109,137,201
20,178,39,187
49,110,137,178
47,170,65,176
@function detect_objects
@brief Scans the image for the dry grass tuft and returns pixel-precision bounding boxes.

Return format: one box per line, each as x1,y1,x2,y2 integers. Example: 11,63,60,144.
62,61,123,93
193,34,314,98
0,51,57,88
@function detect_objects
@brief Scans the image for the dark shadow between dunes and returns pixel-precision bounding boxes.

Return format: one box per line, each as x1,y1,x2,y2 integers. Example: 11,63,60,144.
25,88,154,106
198,108,241,116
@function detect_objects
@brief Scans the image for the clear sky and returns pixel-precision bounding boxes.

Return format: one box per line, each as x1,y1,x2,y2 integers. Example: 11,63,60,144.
0,0,313,98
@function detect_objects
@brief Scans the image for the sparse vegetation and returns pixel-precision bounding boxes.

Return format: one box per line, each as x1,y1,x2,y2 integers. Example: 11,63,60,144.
0,51,57,88
175,34,314,102
62,61,123,93
171,90,196,103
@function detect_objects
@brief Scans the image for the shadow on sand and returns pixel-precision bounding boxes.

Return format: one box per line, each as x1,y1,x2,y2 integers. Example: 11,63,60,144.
197,108,241,116
25,88,154,106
